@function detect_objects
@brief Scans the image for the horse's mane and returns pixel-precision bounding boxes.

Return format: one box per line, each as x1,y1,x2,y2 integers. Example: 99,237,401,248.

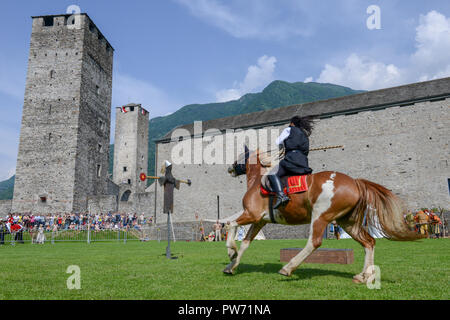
258,148,285,168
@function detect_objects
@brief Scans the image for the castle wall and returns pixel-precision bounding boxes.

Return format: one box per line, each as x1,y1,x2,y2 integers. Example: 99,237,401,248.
0,200,12,217
117,192,155,215
88,195,118,215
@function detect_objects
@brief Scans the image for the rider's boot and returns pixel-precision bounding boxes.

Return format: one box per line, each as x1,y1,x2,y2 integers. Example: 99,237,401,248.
268,175,290,209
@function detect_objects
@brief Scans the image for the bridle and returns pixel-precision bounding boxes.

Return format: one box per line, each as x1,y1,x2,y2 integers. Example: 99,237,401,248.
231,146,250,176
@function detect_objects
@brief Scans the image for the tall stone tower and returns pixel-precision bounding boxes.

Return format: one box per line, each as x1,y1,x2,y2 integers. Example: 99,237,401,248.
12,13,114,214
113,103,149,202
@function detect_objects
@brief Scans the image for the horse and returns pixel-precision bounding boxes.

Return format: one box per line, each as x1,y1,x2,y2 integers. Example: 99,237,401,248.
223,147,423,283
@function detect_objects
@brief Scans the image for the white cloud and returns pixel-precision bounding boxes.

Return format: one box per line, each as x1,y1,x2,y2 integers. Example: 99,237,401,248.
411,10,450,81
216,55,277,102
175,0,311,40
315,10,450,90
317,53,404,90
304,77,313,83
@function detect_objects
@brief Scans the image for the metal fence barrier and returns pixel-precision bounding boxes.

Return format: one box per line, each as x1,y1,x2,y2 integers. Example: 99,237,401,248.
0,224,209,245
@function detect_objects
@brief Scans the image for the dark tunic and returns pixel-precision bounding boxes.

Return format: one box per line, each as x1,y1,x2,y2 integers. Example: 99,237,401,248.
158,166,180,213
279,126,313,175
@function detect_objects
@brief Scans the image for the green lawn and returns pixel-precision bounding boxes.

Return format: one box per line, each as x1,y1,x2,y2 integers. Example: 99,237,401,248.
0,238,448,300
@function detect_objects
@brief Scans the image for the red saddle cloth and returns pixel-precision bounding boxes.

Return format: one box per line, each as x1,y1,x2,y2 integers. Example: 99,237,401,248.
261,175,308,195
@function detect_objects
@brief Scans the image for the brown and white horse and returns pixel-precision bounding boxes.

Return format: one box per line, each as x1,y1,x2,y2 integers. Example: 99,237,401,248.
224,148,423,283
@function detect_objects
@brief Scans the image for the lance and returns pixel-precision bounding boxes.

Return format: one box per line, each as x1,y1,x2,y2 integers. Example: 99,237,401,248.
309,145,344,151
261,144,344,156
139,173,192,186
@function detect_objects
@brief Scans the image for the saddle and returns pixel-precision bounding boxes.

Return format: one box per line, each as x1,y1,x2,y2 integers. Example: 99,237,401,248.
260,174,309,196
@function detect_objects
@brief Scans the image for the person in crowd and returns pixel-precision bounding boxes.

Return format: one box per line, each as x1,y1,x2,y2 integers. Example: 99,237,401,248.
199,225,206,241
333,221,341,240
416,210,429,236
213,220,222,241
224,221,231,241
429,212,442,239
0,218,6,245
405,210,416,230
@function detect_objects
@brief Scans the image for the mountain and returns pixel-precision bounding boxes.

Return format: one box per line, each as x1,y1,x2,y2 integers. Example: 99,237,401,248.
0,175,14,200
1,81,364,200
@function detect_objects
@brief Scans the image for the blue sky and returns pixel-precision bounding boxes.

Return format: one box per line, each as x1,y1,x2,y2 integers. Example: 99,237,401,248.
1,0,450,181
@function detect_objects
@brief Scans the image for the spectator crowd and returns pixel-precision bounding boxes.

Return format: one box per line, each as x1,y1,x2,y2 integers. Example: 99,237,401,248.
1,212,153,234
404,209,446,238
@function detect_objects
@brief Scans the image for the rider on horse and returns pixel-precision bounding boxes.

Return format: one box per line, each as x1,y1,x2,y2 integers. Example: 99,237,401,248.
268,116,314,209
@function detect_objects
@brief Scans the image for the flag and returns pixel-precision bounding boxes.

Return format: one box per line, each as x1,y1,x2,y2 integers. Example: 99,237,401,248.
121,106,127,113
141,109,147,115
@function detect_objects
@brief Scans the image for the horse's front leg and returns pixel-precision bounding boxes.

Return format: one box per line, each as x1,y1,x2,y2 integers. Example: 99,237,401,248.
223,220,266,274
225,221,239,261
279,217,328,276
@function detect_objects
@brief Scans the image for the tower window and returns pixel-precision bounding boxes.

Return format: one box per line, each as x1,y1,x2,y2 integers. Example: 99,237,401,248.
50,70,55,79
96,85,100,95
43,17,54,27
130,106,135,112
98,144,103,152
40,196,47,203
127,179,131,185
97,165,102,177
123,167,127,172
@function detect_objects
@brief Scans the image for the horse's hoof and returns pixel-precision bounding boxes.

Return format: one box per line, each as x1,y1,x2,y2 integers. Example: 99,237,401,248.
278,268,290,277
352,274,365,284
223,268,234,275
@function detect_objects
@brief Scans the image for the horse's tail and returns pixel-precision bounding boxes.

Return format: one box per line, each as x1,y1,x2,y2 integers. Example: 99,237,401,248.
353,179,425,241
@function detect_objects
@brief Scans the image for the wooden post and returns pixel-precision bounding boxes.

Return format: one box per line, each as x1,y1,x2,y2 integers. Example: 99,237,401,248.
217,195,220,221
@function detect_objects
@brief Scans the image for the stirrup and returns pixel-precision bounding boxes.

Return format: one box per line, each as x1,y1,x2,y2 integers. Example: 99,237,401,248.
273,194,290,209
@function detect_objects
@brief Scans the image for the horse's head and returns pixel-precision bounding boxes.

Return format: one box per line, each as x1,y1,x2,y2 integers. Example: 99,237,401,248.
228,145,250,177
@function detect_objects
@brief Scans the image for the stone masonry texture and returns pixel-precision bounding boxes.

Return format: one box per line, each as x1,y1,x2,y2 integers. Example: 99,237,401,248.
12,14,113,214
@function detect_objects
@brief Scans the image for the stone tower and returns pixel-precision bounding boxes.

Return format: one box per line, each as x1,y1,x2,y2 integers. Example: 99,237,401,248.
113,103,149,202
12,13,114,214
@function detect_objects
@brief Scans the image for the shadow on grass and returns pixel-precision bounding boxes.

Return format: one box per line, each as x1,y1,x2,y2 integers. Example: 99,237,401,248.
224,263,395,284
225,262,353,279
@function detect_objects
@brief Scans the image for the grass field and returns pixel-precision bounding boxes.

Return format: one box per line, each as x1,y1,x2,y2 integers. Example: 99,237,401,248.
0,238,448,300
